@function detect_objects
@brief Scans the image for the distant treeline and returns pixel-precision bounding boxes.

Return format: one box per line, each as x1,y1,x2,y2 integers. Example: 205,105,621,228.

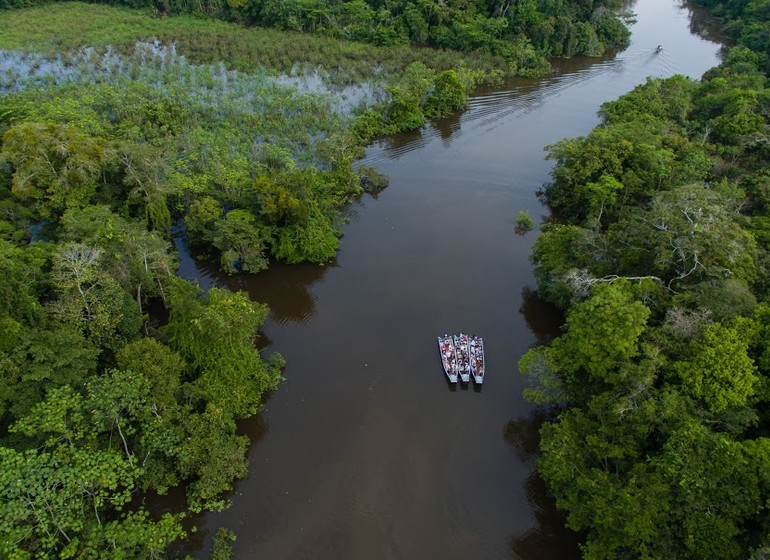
0,0,631,61
520,2,770,558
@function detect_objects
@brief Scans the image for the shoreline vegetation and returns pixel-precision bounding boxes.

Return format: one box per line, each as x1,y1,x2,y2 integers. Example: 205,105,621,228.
0,0,633,558
520,0,770,557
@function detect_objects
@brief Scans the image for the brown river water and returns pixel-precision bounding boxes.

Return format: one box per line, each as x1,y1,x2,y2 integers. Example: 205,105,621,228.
173,2,722,557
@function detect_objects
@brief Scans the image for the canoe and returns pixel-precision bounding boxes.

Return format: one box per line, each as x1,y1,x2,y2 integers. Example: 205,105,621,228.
437,334,458,383
453,333,471,383
469,335,485,384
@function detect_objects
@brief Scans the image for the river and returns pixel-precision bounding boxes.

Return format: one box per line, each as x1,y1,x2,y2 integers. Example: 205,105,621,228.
177,2,723,558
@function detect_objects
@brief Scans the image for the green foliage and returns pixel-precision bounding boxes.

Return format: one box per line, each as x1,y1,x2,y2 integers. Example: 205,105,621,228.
186,196,224,245
0,445,137,557
356,164,388,194
78,510,185,560
213,209,270,274
557,283,650,385
60,205,177,304
270,199,341,263
690,2,770,67
1,375,188,558
599,75,697,126
0,50,354,273
520,281,651,403
530,223,607,308
544,116,695,225
165,281,282,419
0,238,48,324
178,407,249,512
653,422,764,559
3,326,99,421
116,338,185,410
607,184,758,289
2,121,112,218
423,70,467,118
673,321,758,414
514,210,534,233
119,142,174,232
50,242,144,351
212,527,236,560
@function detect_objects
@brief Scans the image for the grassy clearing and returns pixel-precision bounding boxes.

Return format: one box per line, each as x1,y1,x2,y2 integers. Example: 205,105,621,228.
0,2,512,80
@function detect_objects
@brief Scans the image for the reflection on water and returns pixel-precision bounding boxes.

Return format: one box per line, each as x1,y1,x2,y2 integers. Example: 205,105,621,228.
431,112,463,146
685,1,727,44
175,234,333,329
504,410,546,465
508,472,583,559
519,288,564,348
504,411,582,559
223,261,334,328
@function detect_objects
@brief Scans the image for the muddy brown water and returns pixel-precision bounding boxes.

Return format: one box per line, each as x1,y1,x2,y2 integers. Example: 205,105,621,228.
172,2,723,557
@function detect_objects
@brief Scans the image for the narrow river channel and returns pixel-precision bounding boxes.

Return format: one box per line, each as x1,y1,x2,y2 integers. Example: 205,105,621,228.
178,2,723,557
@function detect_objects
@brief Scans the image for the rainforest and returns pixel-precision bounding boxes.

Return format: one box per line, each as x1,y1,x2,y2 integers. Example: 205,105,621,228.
2,0,768,558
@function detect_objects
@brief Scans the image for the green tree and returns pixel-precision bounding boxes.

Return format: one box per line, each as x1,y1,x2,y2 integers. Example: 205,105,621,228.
49,242,143,351
0,238,48,325
115,338,185,414
165,281,282,419
423,70,467,118
0,445,136,557
607,184,758,289
60,206,177,307
213,209,270,274
119,142,173,232
654,422,763,559
185,196,224,246
537,391,675,559
177,406,250,512
673,321,758,414
2,122,111,218
4,326,99,422
0,427,184,559
520,281,652,403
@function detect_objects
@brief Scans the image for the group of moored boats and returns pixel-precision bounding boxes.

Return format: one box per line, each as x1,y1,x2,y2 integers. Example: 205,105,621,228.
437,333,485,384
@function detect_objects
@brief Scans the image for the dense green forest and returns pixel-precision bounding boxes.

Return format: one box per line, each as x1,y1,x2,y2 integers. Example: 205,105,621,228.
0,0,633,557
520,3,770,558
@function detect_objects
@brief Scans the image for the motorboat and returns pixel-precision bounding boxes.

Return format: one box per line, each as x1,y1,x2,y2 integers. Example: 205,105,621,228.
453,333,471,383
469,335,485,384
437,334,458,383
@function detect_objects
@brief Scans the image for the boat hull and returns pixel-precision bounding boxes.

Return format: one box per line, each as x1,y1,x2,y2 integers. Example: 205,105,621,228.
437,335,458,383
469,335,485,384
453,333,471,383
